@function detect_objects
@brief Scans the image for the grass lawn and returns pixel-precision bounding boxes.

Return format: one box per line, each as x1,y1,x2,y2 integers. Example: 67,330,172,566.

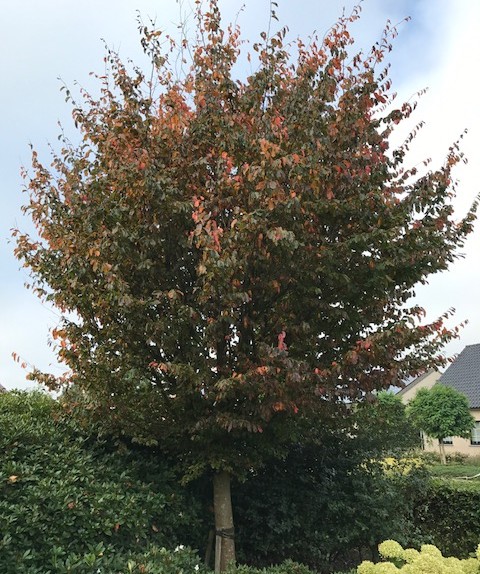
428,462,480,479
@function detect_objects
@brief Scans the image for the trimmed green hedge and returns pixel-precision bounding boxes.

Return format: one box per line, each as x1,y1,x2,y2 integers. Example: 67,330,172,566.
2,390,440,573
226,560,316,574
413,478,480,558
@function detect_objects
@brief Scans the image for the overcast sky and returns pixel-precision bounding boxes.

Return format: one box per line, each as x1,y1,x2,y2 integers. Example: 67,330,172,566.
1,1,479,390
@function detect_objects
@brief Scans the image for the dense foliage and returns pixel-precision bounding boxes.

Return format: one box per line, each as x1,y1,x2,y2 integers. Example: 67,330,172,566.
194,398,423,571
2,391,479,572
0,391,204,573
1,390,430,573
15,0,475,464
231,432,427,572
355,391,421,455
3,544,209,574
14,1,476,567
226,561,315,574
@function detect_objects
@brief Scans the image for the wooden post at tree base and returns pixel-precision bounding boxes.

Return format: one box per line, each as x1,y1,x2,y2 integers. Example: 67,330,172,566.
205,528,215,567
213,471,235,572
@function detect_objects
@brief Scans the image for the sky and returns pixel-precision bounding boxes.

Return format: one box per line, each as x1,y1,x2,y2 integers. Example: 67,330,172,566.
1,1,479,390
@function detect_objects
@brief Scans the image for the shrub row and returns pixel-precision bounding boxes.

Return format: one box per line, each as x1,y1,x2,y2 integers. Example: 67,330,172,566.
0,390,427,573
227,435,428,571
4,544,209,574
8,391,479,572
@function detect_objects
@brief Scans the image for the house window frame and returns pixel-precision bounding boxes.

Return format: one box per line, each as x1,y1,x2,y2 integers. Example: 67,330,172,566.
471,421,480,446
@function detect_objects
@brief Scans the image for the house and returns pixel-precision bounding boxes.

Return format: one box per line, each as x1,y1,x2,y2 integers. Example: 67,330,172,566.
0,383,6,393
398,344,480,456
396,369,441,403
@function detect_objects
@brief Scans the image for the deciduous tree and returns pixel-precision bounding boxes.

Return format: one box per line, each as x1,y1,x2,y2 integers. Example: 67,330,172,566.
14,2,476,569
407,384,474,464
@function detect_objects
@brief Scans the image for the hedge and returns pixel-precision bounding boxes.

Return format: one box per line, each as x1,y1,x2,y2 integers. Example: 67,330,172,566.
227,434,428,571
413,478,480,558
1,390,437,573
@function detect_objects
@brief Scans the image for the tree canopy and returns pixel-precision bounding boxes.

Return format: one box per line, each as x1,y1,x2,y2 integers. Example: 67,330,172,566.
407,384,474,463
14,1,476,568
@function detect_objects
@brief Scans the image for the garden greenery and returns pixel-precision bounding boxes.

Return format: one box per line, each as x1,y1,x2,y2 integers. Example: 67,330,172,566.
1,389,434,572
0,391,204,572
5,390,479,572
412,478,480,558
15,0,477,566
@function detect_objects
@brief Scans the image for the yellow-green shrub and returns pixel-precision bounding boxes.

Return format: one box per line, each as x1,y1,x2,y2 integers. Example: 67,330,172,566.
380,457,423,475
358,540,480,573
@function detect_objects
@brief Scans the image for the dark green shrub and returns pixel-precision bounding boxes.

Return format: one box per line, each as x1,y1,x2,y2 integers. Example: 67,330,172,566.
229,425,428,572
0,391,205,573
1,390,433,572
413,478,480,557
354,391,421,456
183,404,427,572
226,559,314,574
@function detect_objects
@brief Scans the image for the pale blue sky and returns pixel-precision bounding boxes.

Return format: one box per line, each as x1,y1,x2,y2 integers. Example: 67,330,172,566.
1,1,479,389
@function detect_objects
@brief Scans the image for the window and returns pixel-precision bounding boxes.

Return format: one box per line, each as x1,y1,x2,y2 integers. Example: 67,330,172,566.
471,422,480,446
441,436,453,445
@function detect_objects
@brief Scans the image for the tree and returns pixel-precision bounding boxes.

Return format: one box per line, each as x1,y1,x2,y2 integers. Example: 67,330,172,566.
354,391,421,455
14,2,476,569
407,384,474,464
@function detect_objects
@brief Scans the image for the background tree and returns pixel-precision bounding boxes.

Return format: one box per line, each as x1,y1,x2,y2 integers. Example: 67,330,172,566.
407,384,474,464
14,2,476,569
354,391,421,455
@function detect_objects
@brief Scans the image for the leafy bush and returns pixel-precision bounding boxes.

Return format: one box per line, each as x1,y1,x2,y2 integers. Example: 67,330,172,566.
0,391,205,573
226,559,314,574
4,543,207,574
229,423,429,572
416,451,441,465
357,540,480,573
1,390,437,573
354,392,421,456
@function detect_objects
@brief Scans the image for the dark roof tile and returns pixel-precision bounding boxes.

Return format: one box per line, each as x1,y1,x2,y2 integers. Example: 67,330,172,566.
440,344,480,408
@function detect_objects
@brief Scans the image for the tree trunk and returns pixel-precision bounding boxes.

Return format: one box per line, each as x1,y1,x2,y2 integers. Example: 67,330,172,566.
213,471,235,573
439,439,447,465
